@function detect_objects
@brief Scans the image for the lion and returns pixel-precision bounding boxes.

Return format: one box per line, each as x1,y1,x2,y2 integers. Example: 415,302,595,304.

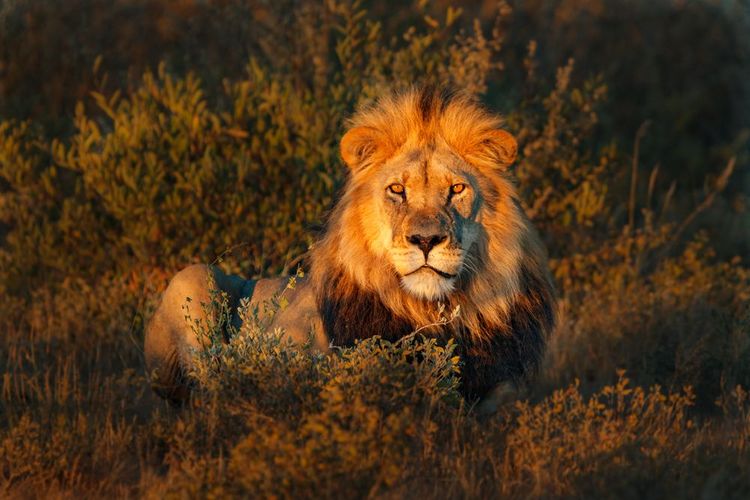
144,86,556,409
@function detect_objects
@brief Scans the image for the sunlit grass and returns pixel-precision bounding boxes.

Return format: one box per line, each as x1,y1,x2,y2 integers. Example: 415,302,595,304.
1,1,748,497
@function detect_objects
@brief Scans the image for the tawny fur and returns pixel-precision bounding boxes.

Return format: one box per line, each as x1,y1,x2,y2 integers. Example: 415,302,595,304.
144,86,556,405
312,86,555,398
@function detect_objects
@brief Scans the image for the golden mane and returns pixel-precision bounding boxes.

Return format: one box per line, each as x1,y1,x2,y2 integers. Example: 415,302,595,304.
144,86,556,404
309,87,556,398
341,87,517,173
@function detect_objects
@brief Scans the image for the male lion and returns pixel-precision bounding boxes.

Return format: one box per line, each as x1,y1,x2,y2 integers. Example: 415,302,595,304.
145,86,556,409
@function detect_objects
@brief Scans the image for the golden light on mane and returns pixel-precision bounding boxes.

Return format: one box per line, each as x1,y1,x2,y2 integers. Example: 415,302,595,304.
144,85,557,404
311,86,555,372
340,87,517,173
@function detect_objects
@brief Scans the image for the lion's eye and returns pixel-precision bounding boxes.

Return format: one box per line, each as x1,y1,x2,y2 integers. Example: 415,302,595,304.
450,183,466,195
388,183,405,195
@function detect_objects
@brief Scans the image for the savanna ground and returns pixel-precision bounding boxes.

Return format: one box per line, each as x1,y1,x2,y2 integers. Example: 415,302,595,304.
1,1,749,497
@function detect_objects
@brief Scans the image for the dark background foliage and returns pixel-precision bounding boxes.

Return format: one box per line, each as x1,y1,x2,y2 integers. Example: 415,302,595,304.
0,0,748,497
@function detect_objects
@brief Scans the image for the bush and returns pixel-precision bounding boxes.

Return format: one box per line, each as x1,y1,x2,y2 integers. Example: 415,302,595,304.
1,0,748,497
1,0,505,291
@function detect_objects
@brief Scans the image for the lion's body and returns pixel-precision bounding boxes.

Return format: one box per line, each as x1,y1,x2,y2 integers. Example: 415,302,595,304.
144,86,556,407
144,267,327,403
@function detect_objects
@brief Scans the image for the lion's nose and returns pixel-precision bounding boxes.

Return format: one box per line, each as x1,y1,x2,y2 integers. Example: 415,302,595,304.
407,233,448,258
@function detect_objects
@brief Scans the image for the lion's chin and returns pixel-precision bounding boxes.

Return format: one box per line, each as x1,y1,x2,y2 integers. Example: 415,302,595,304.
400,268,456,300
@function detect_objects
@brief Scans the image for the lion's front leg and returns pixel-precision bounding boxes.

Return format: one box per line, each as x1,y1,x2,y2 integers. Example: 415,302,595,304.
459,319,546,414
459,351,528,416
474,381,521,415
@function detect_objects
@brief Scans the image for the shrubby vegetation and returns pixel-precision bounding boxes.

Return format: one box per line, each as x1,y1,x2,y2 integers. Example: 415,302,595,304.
1,0,748,497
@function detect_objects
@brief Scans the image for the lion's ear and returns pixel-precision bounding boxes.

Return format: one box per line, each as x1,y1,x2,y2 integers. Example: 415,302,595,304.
340,126,389,170
466,129,518,170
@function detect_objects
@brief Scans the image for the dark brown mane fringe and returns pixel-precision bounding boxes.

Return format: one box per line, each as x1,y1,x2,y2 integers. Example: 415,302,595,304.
316,262,555,401
318,267,415,346
458,264,555,400
417,84,460,121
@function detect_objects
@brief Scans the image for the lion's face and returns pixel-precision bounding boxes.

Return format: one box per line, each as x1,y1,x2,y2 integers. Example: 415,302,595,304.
312,88,551,354
361,144,483,300
335,89,520,303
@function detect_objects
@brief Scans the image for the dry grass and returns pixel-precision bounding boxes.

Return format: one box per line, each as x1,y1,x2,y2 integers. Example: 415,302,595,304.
1,1,748,498
1,246,749,498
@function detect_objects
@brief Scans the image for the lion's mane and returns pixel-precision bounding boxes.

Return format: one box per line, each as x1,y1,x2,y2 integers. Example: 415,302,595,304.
310,87,556,399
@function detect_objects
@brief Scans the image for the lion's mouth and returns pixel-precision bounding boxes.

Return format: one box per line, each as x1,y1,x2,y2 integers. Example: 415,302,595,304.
404,265,456,279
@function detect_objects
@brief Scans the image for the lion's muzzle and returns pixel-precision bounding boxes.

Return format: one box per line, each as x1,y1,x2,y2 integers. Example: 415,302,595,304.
404,211,452,256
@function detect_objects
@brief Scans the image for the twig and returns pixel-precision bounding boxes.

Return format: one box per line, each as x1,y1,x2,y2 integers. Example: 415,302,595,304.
671,157,735,243
409,305,462,337
658,180,676,226
650,157,736,265
646,163,660,214
210,241,253,267
281,250,309,276
628,121,650,232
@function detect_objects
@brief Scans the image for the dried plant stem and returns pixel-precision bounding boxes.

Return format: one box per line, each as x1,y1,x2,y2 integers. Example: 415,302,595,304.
628,121,651,233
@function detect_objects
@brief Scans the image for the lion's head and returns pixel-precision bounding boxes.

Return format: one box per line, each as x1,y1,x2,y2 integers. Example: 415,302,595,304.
311,86,554,362
336,88,520,301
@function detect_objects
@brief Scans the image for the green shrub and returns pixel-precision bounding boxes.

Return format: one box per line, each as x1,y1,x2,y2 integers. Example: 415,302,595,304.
0,0,507,292
1,1,749,497
546,225,750,409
